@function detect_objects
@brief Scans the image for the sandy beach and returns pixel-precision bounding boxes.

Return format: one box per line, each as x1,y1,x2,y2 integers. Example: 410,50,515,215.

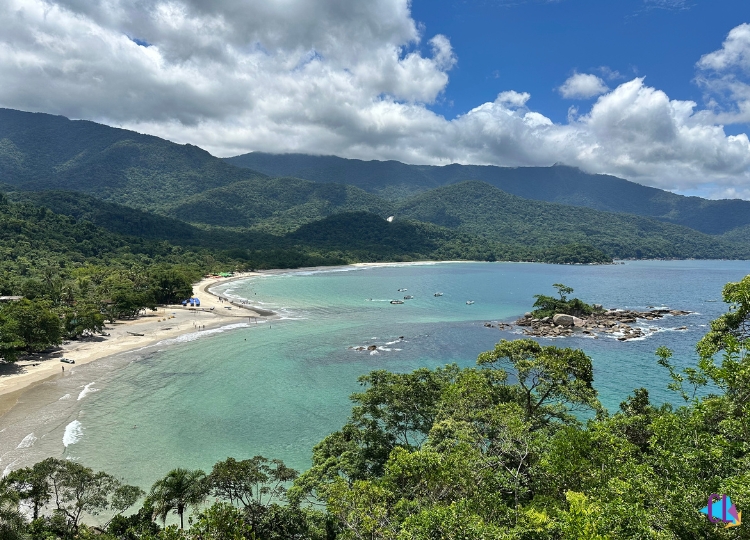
0,272,271,416
0,260,450,417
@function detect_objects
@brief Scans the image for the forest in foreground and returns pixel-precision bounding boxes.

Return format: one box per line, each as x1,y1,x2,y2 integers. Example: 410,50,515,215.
2,274,749,539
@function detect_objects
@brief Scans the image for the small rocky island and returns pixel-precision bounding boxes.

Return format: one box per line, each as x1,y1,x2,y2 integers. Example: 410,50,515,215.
514,308,691,340
502,283,692,341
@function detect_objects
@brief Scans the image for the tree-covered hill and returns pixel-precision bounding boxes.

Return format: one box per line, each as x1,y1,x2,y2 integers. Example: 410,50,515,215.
3,275,750,539
228,152,750,235
9,190,202,243
394,181,750,260
163,177,392,233
1,108,746,262
0,108,267,210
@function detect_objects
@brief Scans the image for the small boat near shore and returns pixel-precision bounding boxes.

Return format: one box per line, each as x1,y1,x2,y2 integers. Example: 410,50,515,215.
404,295,414,300
390,300,404,304
466,300,475,305
434,292,443,297
126,331,145,336
398,288,407,292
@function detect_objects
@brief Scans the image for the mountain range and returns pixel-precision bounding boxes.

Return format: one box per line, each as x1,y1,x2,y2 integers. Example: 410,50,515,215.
227,152,750,235
1,107,749,265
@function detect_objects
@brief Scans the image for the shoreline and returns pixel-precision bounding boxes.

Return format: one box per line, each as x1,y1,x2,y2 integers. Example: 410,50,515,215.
0,260,464,415
0,272,273,416
0,261,447,413
1,258,736,417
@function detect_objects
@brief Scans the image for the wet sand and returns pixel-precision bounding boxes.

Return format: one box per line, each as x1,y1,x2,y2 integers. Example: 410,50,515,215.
0,273,273,416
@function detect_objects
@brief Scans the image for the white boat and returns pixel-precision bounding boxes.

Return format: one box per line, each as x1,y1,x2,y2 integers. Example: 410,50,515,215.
404,295,414,300
390,300,404,304
434,292,443,297
466,300,475,305
398,288,407,292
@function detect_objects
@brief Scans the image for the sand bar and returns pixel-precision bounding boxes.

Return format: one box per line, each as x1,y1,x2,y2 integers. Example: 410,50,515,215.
0,272,272,416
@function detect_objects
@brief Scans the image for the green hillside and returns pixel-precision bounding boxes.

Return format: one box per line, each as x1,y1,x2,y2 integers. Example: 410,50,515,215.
228,152,750,235
394,181,750,260
9,190,201,243
0,108,266,210
0,108,746,263
164,177,392,233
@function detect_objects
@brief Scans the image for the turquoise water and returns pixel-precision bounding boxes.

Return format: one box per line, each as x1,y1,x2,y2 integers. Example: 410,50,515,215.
1,260,749,490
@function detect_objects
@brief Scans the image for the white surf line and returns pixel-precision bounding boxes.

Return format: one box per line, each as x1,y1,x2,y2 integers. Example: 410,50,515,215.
77,382,98,401
16,433,37,449
62,420,83,448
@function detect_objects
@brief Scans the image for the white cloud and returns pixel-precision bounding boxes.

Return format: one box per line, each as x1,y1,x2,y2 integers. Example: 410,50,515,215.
695,23,750,125
698,23,750,72
558,73,609,99
495,91,531,107
0,1,748,199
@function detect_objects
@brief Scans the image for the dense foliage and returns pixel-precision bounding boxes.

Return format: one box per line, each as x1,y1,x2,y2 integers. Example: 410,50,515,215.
0,108,266,210
394,181,750,260
2,108,748,263
228,152,750,235
2,274,749,539
531,283,600,319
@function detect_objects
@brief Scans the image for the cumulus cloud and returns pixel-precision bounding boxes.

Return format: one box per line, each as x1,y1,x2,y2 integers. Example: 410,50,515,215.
558,73,610,99
695,23,750,126
0,0,748,199
495,91,531,107
698,23,750,72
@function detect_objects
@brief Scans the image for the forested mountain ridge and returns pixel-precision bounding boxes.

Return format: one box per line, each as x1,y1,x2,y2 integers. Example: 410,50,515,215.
227,152,750,235
394,181,750,260
1,108,747,262
0,108,267,210
163,177,392,233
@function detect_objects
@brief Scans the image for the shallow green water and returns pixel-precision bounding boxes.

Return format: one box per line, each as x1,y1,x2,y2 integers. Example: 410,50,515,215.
1,260,749,490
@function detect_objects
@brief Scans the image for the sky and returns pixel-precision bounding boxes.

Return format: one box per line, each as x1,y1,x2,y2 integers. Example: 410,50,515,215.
1,1,750,199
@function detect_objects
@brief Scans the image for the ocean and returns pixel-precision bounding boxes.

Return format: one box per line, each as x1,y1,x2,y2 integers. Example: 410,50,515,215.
1,260,748,491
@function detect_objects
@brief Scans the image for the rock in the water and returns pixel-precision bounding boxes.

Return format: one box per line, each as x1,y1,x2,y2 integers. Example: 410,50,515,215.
524,312,532,319
572,316,586,327
552,314,574,326
367,344,377,351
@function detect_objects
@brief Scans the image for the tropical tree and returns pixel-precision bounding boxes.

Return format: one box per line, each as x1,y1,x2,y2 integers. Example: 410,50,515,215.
697,274,750,358
0,478,27,540
477,339,601,425
3,458,55,519
149,468,208,529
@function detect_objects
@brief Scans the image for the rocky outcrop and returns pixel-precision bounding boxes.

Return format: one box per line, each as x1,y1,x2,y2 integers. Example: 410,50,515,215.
552,314,574,326
512,308,692,341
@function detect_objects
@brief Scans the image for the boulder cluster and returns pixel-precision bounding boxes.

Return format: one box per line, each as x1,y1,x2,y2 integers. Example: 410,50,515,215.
514,308,691,341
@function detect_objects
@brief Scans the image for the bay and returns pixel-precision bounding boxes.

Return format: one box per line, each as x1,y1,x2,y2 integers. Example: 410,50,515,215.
1,260,748,490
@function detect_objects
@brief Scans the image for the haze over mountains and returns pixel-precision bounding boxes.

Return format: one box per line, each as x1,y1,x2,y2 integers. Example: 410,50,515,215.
1,107,749,264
